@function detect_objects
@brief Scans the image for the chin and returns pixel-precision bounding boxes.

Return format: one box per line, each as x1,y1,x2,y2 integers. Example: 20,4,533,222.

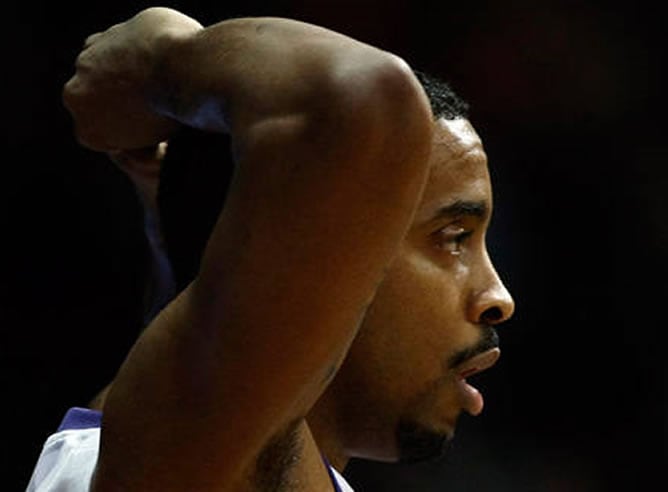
395,419,455,464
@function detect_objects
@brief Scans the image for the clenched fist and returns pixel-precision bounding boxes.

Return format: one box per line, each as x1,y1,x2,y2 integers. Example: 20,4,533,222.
62,7,202,151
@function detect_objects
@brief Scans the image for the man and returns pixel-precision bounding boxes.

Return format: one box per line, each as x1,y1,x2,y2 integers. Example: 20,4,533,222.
28,6,513,491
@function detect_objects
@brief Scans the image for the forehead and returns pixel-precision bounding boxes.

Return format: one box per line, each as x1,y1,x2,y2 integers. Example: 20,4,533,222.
414,118,491,223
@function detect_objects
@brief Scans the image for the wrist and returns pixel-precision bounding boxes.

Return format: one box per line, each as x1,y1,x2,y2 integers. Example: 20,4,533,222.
144,9,205,122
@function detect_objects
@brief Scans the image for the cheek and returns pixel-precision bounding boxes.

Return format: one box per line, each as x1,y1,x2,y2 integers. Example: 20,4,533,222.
356,252,467,393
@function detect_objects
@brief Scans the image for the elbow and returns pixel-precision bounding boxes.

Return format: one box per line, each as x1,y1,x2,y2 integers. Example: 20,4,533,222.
322,52,434,172
369,54,434,145
333,51,432,125
364,53,431,119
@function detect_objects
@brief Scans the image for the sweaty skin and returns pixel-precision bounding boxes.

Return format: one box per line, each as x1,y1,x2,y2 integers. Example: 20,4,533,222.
62,7,514,491
309,119,513,468
66,8,433,491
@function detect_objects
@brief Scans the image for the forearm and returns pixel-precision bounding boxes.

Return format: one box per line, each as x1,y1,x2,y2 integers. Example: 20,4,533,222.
153,16,424,135
64,7,431,159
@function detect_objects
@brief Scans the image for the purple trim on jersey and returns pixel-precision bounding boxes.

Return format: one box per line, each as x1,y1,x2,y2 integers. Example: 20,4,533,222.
55,408,343,490
57,407,102,432
323,456,343,492
328,468,343,492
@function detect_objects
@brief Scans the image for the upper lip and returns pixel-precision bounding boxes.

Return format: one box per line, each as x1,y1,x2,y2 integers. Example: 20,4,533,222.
456,348,501,379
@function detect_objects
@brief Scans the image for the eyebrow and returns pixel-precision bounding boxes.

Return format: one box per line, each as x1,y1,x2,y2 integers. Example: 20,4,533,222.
432,200,489,221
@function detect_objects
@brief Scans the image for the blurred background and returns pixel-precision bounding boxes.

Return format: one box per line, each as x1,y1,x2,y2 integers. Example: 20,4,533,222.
2,0,665,490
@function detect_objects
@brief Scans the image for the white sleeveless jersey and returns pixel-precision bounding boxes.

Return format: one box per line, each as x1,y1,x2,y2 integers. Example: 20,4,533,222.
27,408,355,492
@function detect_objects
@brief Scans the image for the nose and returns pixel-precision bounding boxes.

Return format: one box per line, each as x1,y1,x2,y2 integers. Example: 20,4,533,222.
468,254,515,326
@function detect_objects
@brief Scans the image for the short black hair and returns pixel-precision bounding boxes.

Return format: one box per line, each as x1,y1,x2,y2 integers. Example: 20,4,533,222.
158,71,469,290
413,69,469,120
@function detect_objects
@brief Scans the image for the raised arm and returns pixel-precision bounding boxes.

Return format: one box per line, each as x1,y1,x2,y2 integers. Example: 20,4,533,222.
64,7,434,490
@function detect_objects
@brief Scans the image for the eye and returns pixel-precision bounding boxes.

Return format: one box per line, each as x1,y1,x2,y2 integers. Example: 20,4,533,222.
432,224,473,255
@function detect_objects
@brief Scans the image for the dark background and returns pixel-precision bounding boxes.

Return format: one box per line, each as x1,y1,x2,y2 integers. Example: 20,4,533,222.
2,0,665,490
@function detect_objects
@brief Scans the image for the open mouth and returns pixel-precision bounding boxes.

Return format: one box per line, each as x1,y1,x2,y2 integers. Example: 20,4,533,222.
454,348,501,416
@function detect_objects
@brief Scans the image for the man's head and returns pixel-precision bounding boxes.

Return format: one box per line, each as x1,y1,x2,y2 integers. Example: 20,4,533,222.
311,115,514,464
158,71,514,464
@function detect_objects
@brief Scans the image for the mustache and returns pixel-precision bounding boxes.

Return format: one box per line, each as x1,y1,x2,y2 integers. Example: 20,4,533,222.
446,326,499,370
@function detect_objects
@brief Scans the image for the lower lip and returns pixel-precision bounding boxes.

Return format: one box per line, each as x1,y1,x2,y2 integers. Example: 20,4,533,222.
456,378,484,416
